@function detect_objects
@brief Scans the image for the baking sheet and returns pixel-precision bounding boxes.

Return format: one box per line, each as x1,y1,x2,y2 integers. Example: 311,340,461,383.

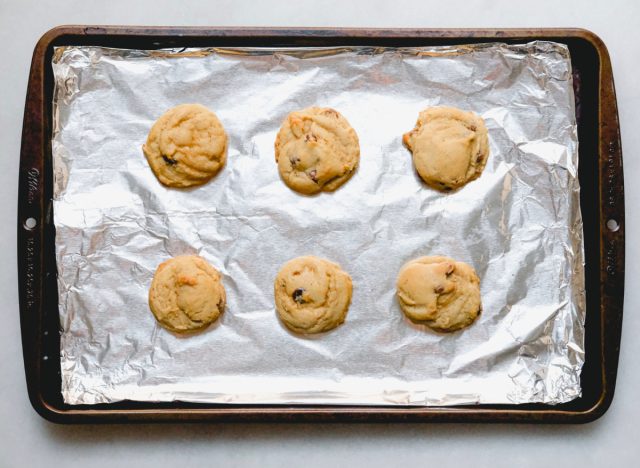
52,41,585,406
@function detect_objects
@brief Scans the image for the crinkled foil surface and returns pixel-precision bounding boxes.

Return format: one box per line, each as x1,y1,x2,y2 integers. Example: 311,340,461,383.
52,42,585,405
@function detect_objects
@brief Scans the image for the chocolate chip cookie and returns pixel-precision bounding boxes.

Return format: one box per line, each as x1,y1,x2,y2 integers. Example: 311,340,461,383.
275,107,360,194
149,255,226,334
274,256,353,334
403,106,489,191
396,256,481,332
143,104,227,188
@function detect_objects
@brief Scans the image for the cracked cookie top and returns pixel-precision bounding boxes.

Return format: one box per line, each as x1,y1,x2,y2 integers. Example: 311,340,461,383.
143,104,227,188
396,255,481,332
274,255,353,334
403,106,489,191
275,107,360,195
149,255,226,333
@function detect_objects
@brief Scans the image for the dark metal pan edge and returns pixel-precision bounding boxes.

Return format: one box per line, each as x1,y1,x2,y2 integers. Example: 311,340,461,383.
18,26,624,424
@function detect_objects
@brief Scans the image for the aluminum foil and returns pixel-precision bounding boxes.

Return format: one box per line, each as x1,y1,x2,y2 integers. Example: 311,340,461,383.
52,42,585,406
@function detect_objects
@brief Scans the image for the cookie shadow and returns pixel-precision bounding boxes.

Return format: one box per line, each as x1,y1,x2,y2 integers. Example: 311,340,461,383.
276,316,343,340
277,164,359,198
402,312,481,335
155,314,224,339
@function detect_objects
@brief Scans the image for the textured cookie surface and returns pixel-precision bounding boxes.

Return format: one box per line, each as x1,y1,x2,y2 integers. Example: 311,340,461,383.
275,107,360,194
403,107,489,191
149,255,226,333
274,256,353,334
143,104,227,188
396,256,481,332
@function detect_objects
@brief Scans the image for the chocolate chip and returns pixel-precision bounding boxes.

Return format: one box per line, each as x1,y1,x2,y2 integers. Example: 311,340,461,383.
468,125,477,132
289,155,300,167
162,154,177,165
292,288,306,303
435,286,445,294
217,298,224,312
308,170,318,183
476,152,483,163
305,133,318,142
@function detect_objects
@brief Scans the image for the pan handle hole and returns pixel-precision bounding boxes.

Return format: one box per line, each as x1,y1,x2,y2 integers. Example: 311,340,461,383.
24,217,37,230
43,355,48,361
607,219,620,232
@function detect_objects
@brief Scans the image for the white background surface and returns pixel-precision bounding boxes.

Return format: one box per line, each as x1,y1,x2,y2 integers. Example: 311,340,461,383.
0,0,637,467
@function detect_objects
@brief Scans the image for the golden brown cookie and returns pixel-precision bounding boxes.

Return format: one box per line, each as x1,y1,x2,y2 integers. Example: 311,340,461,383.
142,104,227,188
403,107,489,191
274,256,353,334
149,255,226,333
274,107,360,194
396,256,481,332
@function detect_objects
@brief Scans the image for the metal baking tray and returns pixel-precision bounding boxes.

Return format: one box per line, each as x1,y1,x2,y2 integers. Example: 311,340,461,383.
17,26,624,423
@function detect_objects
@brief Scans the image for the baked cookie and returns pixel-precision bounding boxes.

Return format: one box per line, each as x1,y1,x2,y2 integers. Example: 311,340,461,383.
149,255,226,333
274,256,353,334
143,104,227,188
275,107,360,194
396,256,481,332
403,107,489,191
